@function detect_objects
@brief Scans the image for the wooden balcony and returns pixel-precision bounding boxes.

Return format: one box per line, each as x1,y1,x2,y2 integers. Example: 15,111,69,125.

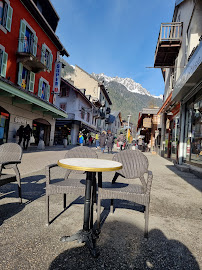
154,22,183,67
16,38,47,73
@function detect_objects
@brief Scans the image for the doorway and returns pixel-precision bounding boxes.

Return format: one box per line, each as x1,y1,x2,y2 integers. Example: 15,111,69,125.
32,118,51,146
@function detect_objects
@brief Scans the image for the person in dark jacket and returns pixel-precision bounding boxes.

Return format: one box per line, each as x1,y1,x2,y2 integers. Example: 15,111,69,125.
17,125,24,146
23,124,32,150
106,131,114,153
99,131,106,153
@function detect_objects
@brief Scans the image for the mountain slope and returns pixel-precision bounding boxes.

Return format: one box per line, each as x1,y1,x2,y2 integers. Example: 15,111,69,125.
61,61,162,125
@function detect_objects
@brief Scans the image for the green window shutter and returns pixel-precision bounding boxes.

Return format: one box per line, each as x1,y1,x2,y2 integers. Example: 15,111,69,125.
17,62,23,86
46,84,50,101
38,78,43,97
49,52,53,71
6,5,13,32
29,71,35,92
32,34,38,56
1,51,8,77
18,20,26,52
41,44,46,64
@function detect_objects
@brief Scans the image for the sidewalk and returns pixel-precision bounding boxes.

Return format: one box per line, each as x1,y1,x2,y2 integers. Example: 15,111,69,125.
0,147,202,269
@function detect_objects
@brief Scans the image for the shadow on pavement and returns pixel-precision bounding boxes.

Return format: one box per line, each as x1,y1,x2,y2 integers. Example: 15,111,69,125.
49,220,200,270
166,165,202,192
0,202,25,226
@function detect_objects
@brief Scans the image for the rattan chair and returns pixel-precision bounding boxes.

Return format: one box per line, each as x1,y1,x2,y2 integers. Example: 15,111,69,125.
0,143,22,203
97,149,153,238
46,146,98,225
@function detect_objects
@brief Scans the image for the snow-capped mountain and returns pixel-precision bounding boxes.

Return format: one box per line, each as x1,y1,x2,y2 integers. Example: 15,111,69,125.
92,73,163,99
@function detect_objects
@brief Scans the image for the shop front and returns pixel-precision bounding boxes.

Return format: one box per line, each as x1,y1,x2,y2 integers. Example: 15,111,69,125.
0,107,10,145
185,92,202,166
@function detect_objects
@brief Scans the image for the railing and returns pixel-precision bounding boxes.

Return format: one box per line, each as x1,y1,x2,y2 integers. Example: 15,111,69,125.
18,37,44,60
159,22,183,41
154,22,183,65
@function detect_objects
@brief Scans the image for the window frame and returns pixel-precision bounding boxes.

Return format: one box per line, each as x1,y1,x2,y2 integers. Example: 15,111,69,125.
0,44,8,77
41,43,53,71
17,62,35,92
38,77,50,102
0,0,13,34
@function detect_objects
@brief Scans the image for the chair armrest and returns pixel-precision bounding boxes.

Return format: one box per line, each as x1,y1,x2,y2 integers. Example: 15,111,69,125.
1,161,21,167
146,170,153,195
45,163,58,184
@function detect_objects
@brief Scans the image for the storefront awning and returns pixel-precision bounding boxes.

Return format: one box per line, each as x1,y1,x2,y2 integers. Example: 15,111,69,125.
157,92,172,115
172,41,202,102
0,78,68,118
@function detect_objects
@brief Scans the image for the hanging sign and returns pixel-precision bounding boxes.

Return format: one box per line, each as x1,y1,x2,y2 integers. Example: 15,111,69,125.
143,118,151,128
53,62,62,93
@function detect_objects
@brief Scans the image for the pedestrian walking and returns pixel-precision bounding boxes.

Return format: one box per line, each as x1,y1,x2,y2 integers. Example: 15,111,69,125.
79,132,84,146
99,130,106,153
95,133,99,149
23,124,32,150
16,125,24,146
117,132,126,151
106,130,114,153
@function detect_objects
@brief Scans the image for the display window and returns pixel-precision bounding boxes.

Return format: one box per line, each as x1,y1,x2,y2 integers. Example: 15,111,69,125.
0,106,10,145
186,98,202,165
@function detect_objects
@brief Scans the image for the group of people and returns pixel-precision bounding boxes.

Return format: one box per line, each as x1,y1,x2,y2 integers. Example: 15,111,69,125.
78,130,127,153
16,124,32,150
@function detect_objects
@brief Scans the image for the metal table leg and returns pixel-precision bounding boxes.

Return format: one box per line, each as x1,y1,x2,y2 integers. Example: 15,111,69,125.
60,171,99,258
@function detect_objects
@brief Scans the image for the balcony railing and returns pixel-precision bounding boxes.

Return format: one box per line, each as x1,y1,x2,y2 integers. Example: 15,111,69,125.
154,22,183,67
16,37,47,73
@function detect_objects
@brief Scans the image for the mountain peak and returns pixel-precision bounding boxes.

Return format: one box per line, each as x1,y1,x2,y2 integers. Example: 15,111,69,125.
92,73,162,99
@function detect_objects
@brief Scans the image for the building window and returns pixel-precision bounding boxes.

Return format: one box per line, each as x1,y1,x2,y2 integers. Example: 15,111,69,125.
38,77,50,101
60,103,66,111
61,86,69,97
86,112,90,122
17,62,35,92
41,43,53,71
81,108,85,119
0,45,7,77
18,20,38,56
0,0,13,32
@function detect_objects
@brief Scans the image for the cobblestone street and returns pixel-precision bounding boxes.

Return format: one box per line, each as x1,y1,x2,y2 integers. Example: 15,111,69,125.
0,146,202,270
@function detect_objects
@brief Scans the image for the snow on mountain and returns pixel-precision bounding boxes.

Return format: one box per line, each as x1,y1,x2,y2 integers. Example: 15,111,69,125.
92,73,163,99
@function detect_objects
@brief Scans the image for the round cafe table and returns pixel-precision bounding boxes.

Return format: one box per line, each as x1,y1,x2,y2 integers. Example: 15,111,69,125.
57,158,122,257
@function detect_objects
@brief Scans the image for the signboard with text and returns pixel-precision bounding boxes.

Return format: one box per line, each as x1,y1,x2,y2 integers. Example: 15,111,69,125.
53,62,62,93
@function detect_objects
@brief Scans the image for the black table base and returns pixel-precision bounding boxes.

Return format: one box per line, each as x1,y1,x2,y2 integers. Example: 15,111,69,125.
60,172,101,258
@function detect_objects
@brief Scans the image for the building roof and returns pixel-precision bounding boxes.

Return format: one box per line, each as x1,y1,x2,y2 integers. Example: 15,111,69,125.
20,0,69,57
175,0,185,7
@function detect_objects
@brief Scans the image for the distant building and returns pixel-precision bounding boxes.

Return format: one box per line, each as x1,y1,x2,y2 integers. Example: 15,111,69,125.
72,65,112,132
54,78,98,145
136,108,160,151
108,111,122,135
0,0,69,146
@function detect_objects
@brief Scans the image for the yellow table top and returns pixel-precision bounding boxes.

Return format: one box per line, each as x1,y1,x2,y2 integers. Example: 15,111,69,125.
57,158,122,172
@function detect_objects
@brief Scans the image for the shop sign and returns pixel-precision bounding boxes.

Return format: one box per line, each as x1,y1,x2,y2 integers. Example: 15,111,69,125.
166,119,170,129
153,115,160,125
53,62,62,93
143,118,151,128
14,117,27,125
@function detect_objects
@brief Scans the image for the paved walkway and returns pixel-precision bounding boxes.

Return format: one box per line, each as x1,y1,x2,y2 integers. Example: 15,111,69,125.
0,146,202,269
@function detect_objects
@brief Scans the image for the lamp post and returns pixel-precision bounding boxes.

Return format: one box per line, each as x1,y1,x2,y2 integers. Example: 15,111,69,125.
127,114,131,141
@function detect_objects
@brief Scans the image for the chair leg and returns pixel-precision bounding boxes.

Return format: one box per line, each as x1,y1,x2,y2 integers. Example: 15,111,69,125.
110,199,114,214
63,194,66,209
144,204,149,238
13,165,22,204
97,193,101,230
46,195,50,226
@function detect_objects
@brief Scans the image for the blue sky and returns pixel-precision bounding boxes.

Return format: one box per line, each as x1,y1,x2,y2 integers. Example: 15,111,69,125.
52,0,176,96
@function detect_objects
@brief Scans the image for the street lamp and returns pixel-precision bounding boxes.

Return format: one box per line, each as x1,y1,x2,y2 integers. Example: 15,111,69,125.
127,114,131,141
